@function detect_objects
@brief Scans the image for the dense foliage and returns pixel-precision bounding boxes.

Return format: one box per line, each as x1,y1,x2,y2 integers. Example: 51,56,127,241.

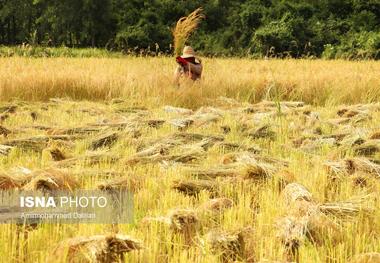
0,0,379,58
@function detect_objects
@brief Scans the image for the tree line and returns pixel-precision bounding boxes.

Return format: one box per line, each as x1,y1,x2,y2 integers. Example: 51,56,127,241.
0,0,379,59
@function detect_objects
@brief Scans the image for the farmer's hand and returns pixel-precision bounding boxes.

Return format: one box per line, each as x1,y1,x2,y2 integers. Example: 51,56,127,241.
176,56,188,66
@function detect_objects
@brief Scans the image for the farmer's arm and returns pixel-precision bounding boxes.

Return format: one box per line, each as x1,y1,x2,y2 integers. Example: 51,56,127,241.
173,65,183,84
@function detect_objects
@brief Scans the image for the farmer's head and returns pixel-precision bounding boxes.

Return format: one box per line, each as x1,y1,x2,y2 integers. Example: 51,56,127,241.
181,46,196,59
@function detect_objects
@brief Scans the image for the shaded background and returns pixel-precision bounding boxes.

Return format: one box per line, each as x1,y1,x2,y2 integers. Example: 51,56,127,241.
0,0,379,58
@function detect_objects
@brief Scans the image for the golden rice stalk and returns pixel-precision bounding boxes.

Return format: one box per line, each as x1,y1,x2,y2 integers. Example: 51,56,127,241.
202,229,245,263
348,252,380,263
89,130,119,150
369,130,380,139
353,140,380,156
0,144,13,156
0,173,25,189
55,152,120,168
172,178,216,196
283,183,313,206
52,234,142,263
22,169,78,192
186,165,240,179
98,175,144,193
198,198,234,214
141,208,199,245
276,216,307,262
172,8,205,56
319,195,374,219
324,157,380,177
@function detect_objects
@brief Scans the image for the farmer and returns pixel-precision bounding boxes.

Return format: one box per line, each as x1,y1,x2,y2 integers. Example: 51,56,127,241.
174,46,203,84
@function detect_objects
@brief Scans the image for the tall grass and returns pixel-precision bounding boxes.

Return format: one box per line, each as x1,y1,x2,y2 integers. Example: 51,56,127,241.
0,57,379,108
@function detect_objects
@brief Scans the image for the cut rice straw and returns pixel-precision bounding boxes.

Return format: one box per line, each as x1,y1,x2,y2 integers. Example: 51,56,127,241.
172,8,205,56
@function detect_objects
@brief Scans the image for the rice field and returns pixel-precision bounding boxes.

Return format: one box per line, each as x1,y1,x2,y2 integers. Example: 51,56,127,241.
1,57,380,108
0,57,379,263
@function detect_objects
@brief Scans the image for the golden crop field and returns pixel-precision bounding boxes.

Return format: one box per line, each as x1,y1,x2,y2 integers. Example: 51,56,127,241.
0,57,379,263
1,57,380,107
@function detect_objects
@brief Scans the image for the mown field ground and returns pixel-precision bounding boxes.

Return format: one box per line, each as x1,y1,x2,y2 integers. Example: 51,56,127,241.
0,57,379,263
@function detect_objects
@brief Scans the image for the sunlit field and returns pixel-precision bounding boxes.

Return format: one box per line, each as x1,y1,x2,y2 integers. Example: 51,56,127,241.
1,57,379,108
0,57,379,263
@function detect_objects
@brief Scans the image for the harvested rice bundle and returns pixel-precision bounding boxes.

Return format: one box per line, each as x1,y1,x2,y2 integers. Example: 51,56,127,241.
163,105,193,115
89,131,119,150
0,125,11,137
142,208,199,245
167,145,206,163
47,126,104,135
52,234,142,263
350,172,371,187
325,157,380,177
348,252,380,263
0,144,13,156
353,140,380,156
247,124,276,140
186,161,276,182
145,119,165,129
275,169,296,191
241,161,277,180
3,135,76,152
172,8,205,56
201,229,246,263
0,104,17,114
47,147,66,161
283,183,313,205
193,112,222,127
257,261,292,263
0,172,28,189
186,164,240,179
337,108,367,118
136,136,184,153
254,100,305,109
98,175,144,193
369,130,380,140
294,133,348,149
327,113,370,127
55,152,120,168
214,96,244,108
195,106,225,116
172,132,224,143
319,195,374,218
126,144,206,166
172,179,216,196
22,169,78,192
169,113,221,130
278,212,342,258
276,216,307,262
277,183,344,261
221,151,288,168
43,143,68,161
169,118,194,129
136,132,224,153
0,113,9,122
214,142,261,154
337,103,380,117
198,197,234,213
299,137,337,152
339,134,366,148
220,125,231,134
